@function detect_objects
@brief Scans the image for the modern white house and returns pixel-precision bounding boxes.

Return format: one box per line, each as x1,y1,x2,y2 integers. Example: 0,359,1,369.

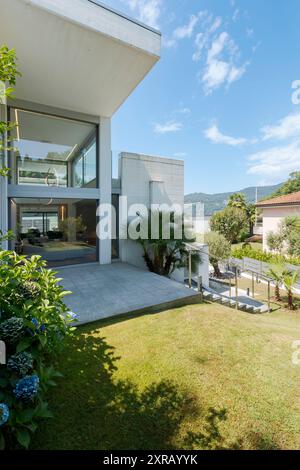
0,0,208,322
256,191,300,251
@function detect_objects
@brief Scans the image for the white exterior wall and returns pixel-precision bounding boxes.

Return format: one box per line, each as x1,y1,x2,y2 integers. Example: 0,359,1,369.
118,152,209,285
119,152,184,271
262,205,300,251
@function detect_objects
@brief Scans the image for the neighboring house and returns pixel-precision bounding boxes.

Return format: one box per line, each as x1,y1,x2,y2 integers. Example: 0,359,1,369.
256,191,300,251
0,1,208,284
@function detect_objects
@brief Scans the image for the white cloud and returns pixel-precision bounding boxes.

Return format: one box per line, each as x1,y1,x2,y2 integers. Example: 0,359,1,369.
123,0,162,29
204,124,248,146
163,11,209,49
232,9,239,22
247,141,300,182
162,37,177,48
173,14,199,39
177,107,191,115
192,15,222,62
246,27,254,38
261,113,300,141
154,121,183,134
202,32,247,93
190,12,248,93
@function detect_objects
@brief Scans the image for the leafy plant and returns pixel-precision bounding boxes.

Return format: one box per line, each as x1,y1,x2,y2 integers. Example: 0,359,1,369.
204,231,231,278
0,251,75,449
132,210,201,276
0,45,21,177
266,264,287,302
269,171,300,198
282,270,300,310
210,206,248,243
231,245,300,266
267,231,284,254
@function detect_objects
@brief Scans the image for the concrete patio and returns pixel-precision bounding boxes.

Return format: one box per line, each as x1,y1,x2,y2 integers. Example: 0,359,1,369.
56,262,202,324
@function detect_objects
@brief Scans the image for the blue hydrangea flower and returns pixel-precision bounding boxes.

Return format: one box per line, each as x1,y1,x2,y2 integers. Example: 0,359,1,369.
0,317,24,343
68,311,78,320
7,352,34,377
0,403,9,426
31,318,39,329
13,375,39,402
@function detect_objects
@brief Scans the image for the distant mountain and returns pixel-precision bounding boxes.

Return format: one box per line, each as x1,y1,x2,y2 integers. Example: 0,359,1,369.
185,183,282,216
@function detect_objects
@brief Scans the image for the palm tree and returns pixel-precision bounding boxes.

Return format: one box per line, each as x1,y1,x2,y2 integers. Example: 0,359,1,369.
267,264,286,302
228,193,247,211
282,271,300,310
227,193,256,236
134,210,201,277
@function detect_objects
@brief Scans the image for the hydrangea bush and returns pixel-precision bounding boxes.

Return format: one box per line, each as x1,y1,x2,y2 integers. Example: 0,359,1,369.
0,251,75,449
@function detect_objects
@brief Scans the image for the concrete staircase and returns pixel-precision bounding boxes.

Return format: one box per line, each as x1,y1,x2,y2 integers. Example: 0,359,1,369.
200,286,268,314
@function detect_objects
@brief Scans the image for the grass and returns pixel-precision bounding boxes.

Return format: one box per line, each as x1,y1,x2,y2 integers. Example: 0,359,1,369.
31,301,300,450
233,242,263,252
236,275,300,311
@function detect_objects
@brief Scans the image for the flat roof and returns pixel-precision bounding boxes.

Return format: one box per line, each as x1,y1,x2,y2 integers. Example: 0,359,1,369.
1,0,161,117
87,0,161,35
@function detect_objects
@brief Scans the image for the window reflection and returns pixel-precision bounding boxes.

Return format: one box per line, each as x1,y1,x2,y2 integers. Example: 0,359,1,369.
10,109,97,188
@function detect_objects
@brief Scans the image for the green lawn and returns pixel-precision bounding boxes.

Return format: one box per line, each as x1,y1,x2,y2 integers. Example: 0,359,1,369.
32,302,300,450
233,242,263,251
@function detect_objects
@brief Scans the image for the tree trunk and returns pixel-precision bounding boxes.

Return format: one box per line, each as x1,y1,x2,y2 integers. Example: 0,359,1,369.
213,262,221,278
287,290,294,310
249,222,254,237
275,283,281,302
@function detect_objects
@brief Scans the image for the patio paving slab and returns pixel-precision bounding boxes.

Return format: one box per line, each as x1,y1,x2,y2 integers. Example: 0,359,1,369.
56,262,202,324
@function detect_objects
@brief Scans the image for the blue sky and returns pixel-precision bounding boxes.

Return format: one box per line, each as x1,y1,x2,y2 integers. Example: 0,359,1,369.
104,0,300,194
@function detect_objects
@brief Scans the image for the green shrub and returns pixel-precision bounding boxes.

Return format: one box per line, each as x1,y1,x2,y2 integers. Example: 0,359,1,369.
0,251,75,449
231,245,300,266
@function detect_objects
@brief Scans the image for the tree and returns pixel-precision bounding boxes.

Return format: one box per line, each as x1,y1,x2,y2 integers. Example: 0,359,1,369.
287,230,300,257
228,193,256,236
267,231,284,254
227,193,247,211
210,206,247,243
271,171,300,197
282,270,300,310
266,216,300,257
134,211,201,277
266,264,286,302
204,231,231,278
282,216,300,257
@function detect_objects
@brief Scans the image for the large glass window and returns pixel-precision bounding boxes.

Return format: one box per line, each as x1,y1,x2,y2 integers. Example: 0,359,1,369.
9,109,97,188
10,198,98,267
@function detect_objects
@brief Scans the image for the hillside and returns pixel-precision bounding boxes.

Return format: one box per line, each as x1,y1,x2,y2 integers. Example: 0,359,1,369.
185,183,282,216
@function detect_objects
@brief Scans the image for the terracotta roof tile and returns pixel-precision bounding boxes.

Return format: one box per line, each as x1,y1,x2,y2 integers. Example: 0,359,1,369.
256,190,300,207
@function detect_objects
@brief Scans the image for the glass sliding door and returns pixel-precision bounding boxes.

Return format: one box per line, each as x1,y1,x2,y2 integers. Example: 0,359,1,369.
11,198,98,267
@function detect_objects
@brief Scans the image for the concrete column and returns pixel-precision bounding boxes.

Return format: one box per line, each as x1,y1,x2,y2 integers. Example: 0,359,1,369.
99,117,112,264
0,102,8,249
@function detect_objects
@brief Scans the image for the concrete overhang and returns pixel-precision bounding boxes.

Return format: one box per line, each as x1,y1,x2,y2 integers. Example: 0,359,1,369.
0,0,161,117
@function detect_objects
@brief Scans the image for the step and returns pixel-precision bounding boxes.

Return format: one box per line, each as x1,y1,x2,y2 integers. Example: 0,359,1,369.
203,291,212,300
238,303,248,312
211,293,222,302
252,306,263,314
245,305,255,313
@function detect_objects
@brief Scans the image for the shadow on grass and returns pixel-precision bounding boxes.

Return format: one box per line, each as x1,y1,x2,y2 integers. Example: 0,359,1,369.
31,327,236,450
